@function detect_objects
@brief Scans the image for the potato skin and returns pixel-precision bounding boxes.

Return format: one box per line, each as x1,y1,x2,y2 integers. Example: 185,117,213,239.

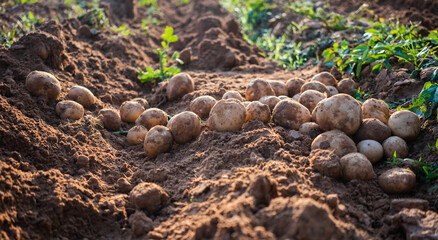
245,101,271,123
309,149,342,178
382,136,409,158
311,72,337,86
357,140,384,164
300,82,330,96
208,99,246,132
268,80,288,96
98,108,121,131
127,125,148,145
135,108,168,130
120,101,145,123
68,86,95,108
167,73,194,101
190,95,217,118
336,79,357,95
272,99,310,130
245,78,275,101
259,95,280,112
311,130,357,157
362,98,390,124
132,98,150,109
354,118,391,143
340,153,376,180
327,86,339,96
25,70,61,99
222,91,244,102
286,78,305,97
388,110,421,141
298,90,327,112
56,100,84,120
144,126,173,158
167,111,201,144
299,122,323,139
378,168,416,194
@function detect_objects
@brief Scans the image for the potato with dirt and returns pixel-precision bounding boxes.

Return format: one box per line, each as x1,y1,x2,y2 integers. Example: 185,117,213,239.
222,91,244,102
388,110,421,141
129,182,169,213
311,130,357,157
98,108,121,131
120,100,146,123
327,86,339,96
167,111,201,144
132,98,150,109
56,100,84,120
299,122,323,139
286,78,305,97
298,90,327,112
336,79,357,95
340,153,376,180
357,140,384,164
268,80,288,96
167,73,194,101
25,70,61,99
208,99,246,131
136,108,168,130
68,86,96,108
300,82,330,96
127,125,148,145
378,168,416,194
190,95,217,118
272,99,310,130
245,78,275,101
311,72,337,86
259,95,280,112
382,136,409,158
354,118,392,143
362,98,390,124
245,101,271,123
309,149,342,178
144,126,173,158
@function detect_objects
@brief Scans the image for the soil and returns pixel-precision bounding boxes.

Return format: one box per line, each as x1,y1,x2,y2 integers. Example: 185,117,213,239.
1,0,437,239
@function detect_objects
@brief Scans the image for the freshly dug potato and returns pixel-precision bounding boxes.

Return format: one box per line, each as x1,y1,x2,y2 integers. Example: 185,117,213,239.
298,90,327,112
362,98,390,124
311,130,357,157
278,95,290,100
327,86,339,96
120,100,145,123
167,111,201,144
135,108,168,130
268,80,288,96
56,100,84,120
190,95,216,118
242,101,251,108
309,149,342,178
144,126,173,158
286,78,305,97
25,70,61,99
127,125,148,145
313,94,362,135
311,72,337,86
245,78,275,101
272,99,310,130
245,101,271,123
132,98,149,109
336,79,357,95
259,95,280,112
378,168,416,194
300,82,330,96
382,136,409,158
299,122,323,139
357,140,384,164
208,99,246,131
222,91,244,102
292,93,301,101
354,118,391,143
98,108,121,131
167,73,194,101
388,110,421,141
340,153,376,180
68,86,95,108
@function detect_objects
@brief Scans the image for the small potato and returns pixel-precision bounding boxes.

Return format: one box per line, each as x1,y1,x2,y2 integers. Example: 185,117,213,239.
299,122,323,139
336,79,357,95
120,100,145,123
222,91,244,102
354,118,391,143
382,136,409,158
268,80,288,96
309,149,342,178
259,95,280,112
98,108,121,131
167,73,194,101
357,140,384,164
167,111,201,144
311,72,337,86
132,98,149,109
144,126,173,158
311,130,357,157
300,82,330,96
292,93,301,101
25,70,61,99
286,78,305,97
272,99,310,130
136,108,168,130
278,95,290,100
127,125,148,145
388,110,421,141
208,99,246,131
190,95,217,118
378,168,416,194
245,101,271,123
327,86,339,96
362,98,390,124
340,153,376,180
56,100,84,120
245,78,275,101
68,86,95,108
298,90,327,112
313,94,362,135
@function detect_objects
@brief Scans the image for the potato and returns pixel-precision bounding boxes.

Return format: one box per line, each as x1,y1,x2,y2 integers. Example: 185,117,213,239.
362,98,390,124
167,73,194,101
120,100,145,123
311,72,337,86
25,70,61,99
286,78,305,97
300,82,330,96
298,90,327,112
135,108,168,130
340,153,376,180
245,101,270,123
327,86,339,96
272,99,310,130
311,130,357,157
388,110,421,141
242,101,251,108
98,108,121,131
190,95,216,118
68,86,95,108
144,126,173,158
336,79,357,95
292,93,301,101
127,125,148,145
309,149,342,178
259,95,280,112
222,91,244,102
245,78,275,101
268,80,288,96
382,136,409,158
357,140,384,164
167,111,201,144
313,94,362,135
208,99,246,131
56,100,84,120
354,118,391,143
132,98,149,109
299,122,323,139
378,168,416,194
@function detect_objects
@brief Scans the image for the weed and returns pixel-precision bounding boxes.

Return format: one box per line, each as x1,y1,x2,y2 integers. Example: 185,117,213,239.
110,24,131,37
352,87,369,102
386,151,401,167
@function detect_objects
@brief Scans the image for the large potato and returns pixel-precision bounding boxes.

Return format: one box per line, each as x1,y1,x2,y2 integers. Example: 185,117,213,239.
354,118,391,143
337,79,357,95
245,78,275,101
259,95,280,112
98,108,121,131
56,100,84,120
167,73,194,101
286,78,305,97
268,80,288,96
357,140,384,164
167,111,201,144
127,125,148,145
208,99,246,131
378,168,416,194
362,98,390,124
144,126,173,158
245,101,270,123
120,100,145,123
190,95,217,118
311,72,337,86
388,110,421,141
313,94,362,135
68,86,96,108
300,82,330,96
136,108,168,130
382,136,409,158
311,130,357,157
25,70,61,99
298,90,327,112
340,153,376,180
222,91,244,102
272,99,310,130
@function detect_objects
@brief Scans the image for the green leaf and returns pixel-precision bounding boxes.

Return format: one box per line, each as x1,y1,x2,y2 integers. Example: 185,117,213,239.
372,62,383,74
168,35,178,43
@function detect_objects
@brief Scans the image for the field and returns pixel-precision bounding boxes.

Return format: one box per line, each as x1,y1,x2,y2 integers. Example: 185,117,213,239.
1,0,438,239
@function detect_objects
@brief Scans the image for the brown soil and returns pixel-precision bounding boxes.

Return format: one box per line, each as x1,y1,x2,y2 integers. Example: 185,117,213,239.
1,0,437,239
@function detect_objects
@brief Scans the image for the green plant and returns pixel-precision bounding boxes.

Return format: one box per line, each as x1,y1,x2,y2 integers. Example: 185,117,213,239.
176,0,190,6
398,81,438,118
0,11,45,47
110,24,131,36
386,151,401,167
137,26,182,83
353,87,369,102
